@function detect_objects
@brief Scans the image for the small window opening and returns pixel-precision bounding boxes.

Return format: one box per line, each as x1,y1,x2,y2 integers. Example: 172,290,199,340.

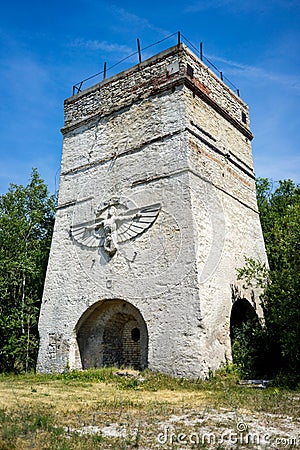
131,328,140,342
187,64,194,78
242,112,247,124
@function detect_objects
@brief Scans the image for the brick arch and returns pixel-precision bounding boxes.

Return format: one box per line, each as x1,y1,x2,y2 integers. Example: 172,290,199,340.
76,299,148,370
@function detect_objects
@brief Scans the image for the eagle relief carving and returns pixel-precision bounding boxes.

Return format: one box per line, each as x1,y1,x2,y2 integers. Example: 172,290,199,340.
70,197,161,259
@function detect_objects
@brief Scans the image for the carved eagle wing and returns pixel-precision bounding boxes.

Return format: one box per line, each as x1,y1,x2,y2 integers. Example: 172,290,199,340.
116,203,161,243
70,217,104,248
70,203,161,248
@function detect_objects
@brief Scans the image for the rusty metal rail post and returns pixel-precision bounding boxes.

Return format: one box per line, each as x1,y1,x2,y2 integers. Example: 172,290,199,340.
71,32,240,98
137,38,142,63
200,42,203,61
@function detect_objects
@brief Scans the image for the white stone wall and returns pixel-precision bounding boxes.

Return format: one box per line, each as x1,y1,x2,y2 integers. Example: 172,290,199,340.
37,44,267,378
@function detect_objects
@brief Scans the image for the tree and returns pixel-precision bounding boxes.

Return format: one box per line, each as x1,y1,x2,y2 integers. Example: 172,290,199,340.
257,178,300,385
235,179,300,385
0,169,55,372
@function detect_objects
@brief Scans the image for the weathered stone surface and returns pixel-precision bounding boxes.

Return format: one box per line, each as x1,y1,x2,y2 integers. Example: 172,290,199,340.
37,44,267,378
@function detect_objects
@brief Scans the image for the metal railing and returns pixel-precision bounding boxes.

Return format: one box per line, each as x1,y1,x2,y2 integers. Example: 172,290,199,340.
72,31,240,97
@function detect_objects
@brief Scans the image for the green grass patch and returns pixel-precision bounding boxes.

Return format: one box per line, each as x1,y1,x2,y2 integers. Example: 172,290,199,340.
0,368,298,449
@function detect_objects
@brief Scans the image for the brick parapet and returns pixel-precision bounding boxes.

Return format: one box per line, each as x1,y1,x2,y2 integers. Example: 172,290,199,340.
62,44,252,140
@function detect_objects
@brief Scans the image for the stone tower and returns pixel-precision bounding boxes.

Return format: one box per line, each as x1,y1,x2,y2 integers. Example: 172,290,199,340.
37,43,267,377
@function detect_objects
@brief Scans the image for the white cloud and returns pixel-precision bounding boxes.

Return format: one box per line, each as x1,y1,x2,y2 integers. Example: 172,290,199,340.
206,54,300,92
185,0,300,13
69,39,134,55
185,0,232,12
109,5,170,36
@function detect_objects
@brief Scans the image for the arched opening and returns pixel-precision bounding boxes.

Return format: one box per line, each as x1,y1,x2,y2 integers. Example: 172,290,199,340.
230,298,258,339
230,298,263,377
76,299,148,370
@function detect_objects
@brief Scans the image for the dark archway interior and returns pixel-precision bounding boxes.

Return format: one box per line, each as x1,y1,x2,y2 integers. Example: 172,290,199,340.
77,300,148,370
230,298,265,377
230,298,258,339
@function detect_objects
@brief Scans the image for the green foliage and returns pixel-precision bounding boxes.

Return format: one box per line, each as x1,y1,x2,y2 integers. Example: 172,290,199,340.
234,178,300,386
1,168,299,390
236,257,269,290
0,169,55,373
46,368,202,391
230,318,270,379
257,178,300,386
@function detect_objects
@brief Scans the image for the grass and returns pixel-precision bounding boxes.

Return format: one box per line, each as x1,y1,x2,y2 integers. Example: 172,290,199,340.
0,367,299,449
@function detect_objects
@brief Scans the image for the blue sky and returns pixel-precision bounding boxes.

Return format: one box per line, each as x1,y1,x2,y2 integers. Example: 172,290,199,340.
1,0,299,194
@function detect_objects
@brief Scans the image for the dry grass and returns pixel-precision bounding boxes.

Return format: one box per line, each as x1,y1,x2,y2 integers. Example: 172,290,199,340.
0,368,299,449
